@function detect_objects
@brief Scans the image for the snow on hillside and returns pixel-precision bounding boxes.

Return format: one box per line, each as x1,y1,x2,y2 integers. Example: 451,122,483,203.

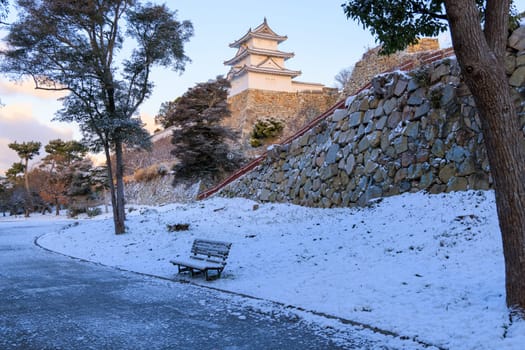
25,190,525,349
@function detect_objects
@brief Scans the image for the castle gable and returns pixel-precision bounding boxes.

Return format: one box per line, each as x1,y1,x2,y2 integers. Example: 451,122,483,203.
257,57,284,70
229,18,287,48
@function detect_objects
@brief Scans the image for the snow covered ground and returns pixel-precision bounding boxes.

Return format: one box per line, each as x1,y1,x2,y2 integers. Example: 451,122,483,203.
3,190,525,349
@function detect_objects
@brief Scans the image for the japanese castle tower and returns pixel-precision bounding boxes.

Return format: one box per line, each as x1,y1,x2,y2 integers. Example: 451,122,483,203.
225,18,326,97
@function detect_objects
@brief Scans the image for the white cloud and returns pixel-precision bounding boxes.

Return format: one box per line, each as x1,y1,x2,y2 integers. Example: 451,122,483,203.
0,79,67,100
0,103,74,176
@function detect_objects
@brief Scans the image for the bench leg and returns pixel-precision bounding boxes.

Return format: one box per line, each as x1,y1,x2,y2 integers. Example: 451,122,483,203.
204,268,223,281
177,265,198,277
176,265,224,281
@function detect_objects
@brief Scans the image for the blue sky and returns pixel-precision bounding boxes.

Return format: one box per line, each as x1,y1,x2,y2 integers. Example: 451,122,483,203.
1,0,524,175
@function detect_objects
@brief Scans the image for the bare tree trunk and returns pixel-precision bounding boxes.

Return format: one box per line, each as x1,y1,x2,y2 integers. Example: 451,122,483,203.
445,0,525,313
23,158,32,217
103,187,108,214
103,143,121,235
114,138,126,234
23,158,30,193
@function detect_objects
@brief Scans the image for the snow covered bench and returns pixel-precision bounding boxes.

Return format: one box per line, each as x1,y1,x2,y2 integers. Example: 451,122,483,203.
170,239,232,281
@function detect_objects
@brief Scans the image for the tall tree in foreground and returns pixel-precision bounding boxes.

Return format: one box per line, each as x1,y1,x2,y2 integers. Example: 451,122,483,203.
0,0,8,25
168,76,245,184
342,0,525,314
2,0,193,234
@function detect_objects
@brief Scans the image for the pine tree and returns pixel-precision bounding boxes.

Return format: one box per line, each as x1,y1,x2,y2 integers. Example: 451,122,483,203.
5,162,25,183
168,77,245,184
39,139,88,215
155,99,180,129
8,141,41,195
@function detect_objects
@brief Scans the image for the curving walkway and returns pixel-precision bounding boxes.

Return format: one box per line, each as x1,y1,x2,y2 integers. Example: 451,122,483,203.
0,220,390,350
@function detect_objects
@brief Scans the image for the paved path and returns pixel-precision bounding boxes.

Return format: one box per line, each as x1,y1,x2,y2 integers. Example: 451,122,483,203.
0,220,406,350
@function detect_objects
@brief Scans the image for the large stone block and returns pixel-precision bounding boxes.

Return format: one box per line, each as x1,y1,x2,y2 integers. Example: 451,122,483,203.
430,62,451,83
331,109,347,122
509,66,525,87
368,131,382,147
383,97,398,114
394,79,408,96
325,144,340,164
393,136,408,153
419,172,434,189
387,111,402,129
407,88,425,105
509,26,525,51
431,139,445,157
349,111,363,127
505,53,517,75
404,122,420,138
375,115,388,130
439,163,456,183
339,154,356,174
414,102,431,119
364,159,379,174
358,136,371,152
446,177,468,192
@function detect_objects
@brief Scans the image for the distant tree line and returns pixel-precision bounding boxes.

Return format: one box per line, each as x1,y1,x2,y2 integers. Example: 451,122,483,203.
1,139,108,218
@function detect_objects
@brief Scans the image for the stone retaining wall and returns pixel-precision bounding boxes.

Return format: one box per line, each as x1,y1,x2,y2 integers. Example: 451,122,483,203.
343,38,440,96
219,29,525,208
225,88,339,156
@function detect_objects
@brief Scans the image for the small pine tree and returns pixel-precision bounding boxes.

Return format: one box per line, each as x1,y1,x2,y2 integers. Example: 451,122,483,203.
169,76,244,184
67,159,96,216
249,117,284,147
8,141,41,194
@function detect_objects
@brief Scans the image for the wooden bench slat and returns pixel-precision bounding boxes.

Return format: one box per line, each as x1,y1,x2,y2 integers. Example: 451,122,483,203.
170,258,224,270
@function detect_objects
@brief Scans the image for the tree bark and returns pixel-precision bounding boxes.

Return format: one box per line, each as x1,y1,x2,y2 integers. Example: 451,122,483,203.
23,158,30,193
114,138,126,234
103,142,121,234
444,0,525,313
23,158,31,217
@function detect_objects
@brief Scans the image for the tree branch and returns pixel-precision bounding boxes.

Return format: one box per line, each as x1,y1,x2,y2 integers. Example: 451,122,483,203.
484,0,510,61
408,0,448,20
